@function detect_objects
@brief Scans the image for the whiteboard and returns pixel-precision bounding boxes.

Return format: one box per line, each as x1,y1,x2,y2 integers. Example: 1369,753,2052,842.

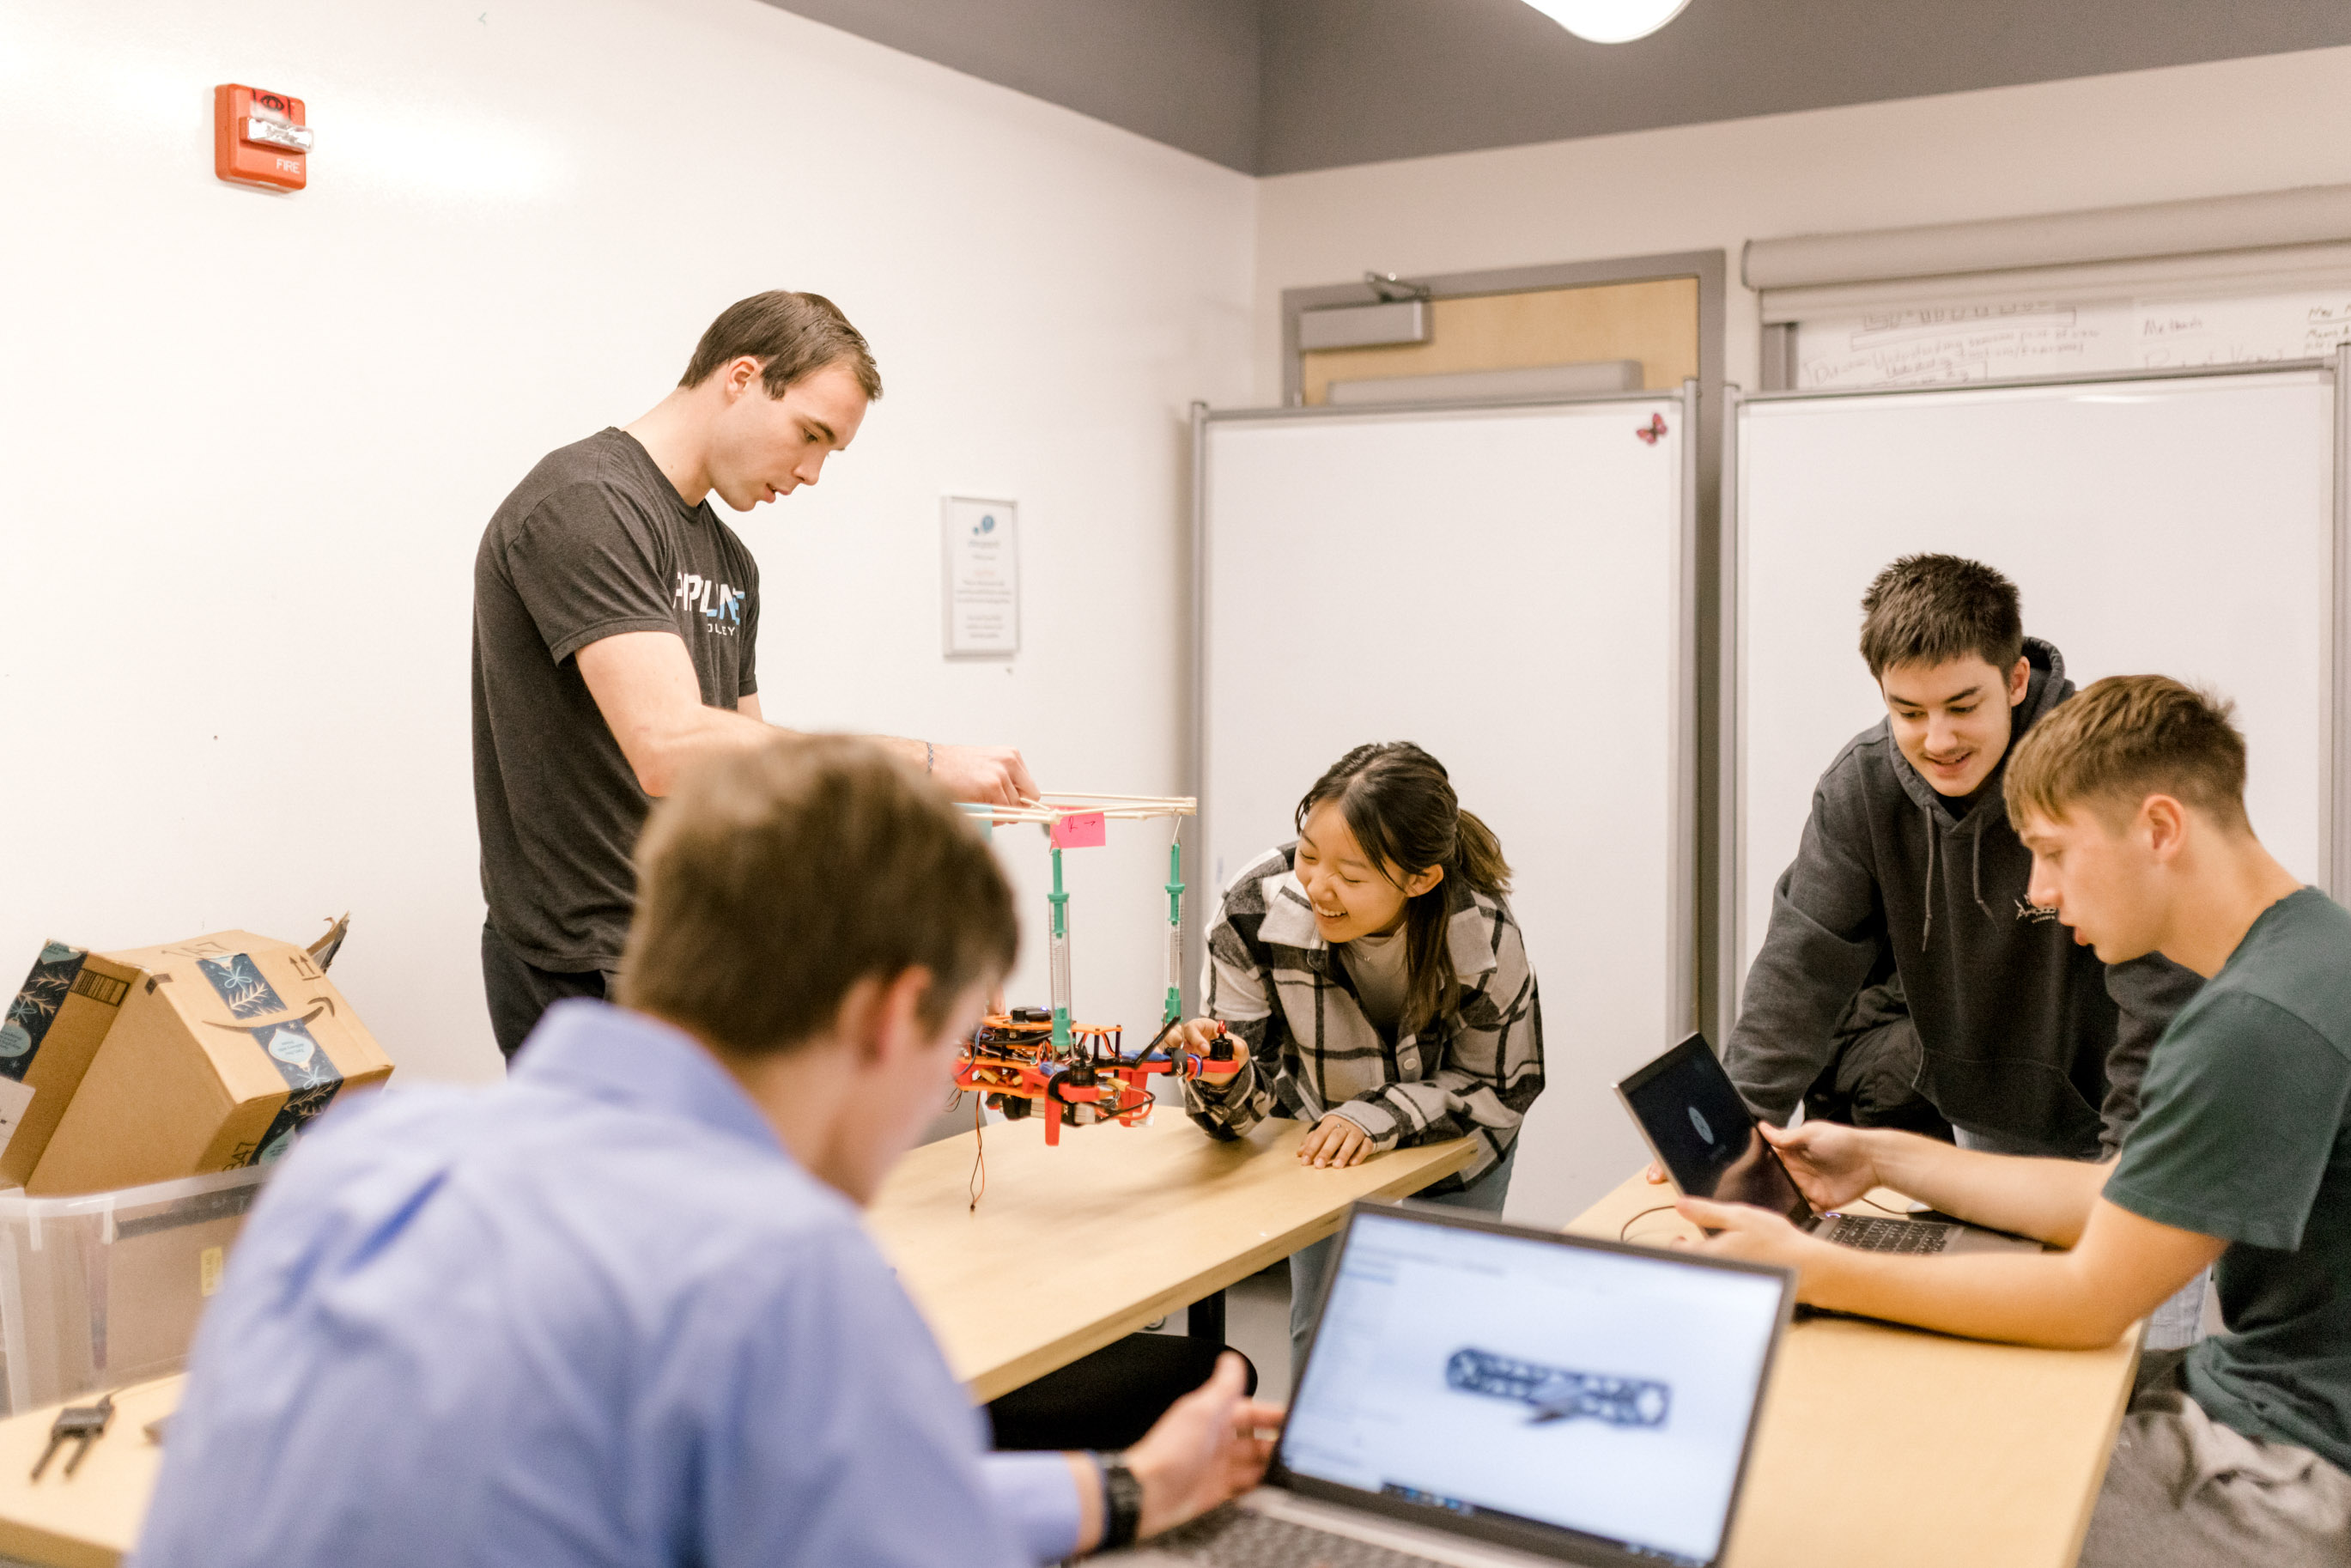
1794,288,2351,390
1734,368,2340,1006
1200,396,1694,1226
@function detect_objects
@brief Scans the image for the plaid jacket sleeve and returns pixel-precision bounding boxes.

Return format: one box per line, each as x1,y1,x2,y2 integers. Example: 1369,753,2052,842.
1327,897,1545,1176
1181,852,1291,1142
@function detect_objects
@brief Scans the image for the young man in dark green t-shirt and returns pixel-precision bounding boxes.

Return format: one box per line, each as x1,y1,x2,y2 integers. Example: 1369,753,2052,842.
1682,674,2351,1565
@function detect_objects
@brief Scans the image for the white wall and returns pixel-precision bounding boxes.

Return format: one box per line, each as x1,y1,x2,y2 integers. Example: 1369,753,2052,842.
11,12,2346,1182
1251,45,2351,1211
1254,45,2351,402
0,0,1254,1085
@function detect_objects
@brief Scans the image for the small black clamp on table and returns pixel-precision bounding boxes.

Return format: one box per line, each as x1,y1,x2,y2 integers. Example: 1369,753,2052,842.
32,1392,114,1480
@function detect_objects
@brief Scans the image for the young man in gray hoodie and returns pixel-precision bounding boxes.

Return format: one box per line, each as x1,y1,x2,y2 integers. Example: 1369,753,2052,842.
1724,555,2200,1160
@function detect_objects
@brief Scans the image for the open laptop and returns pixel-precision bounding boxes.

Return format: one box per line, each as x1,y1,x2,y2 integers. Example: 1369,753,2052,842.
1616,1033,2040,1256
1121,1203,1794,1568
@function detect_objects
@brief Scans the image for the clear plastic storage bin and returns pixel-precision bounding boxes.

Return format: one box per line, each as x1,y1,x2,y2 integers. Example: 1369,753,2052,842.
0,1166,270,1415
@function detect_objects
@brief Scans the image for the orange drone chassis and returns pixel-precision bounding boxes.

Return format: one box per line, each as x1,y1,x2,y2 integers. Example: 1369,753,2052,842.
955,1013,1229,1146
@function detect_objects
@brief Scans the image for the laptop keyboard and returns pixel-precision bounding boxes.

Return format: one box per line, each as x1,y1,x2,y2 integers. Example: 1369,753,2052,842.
1148,1506,1453,1568
1826,1215,1954,1253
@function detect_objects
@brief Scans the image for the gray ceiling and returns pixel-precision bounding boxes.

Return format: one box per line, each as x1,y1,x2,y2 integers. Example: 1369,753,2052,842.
769,0,2351,177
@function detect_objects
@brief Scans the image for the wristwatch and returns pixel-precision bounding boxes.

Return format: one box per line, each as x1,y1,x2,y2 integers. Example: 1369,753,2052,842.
1096,1451,1144,1552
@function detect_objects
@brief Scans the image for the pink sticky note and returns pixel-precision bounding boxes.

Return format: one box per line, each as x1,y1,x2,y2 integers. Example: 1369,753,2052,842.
1050,811,1107,848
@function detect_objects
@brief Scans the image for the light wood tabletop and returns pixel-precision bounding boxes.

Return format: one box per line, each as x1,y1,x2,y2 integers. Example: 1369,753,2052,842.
0,1149,2136,1568
1570,1168,2141,1568
869,1110,1477,1401
0,1375,179,1568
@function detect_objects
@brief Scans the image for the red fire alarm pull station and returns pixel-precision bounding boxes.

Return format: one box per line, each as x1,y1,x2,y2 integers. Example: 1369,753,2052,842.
213,84,312,191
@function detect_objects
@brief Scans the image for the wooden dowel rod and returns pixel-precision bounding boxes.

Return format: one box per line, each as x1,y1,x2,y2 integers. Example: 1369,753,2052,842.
1040,792,1197,805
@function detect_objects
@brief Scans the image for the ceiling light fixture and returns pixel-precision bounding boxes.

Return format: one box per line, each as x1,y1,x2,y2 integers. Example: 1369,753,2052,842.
1523,0,1692,44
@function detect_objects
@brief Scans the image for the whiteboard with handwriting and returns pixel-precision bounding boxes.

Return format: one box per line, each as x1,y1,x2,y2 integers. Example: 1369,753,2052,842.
1734,368,2338,1008
1795,289,2351,390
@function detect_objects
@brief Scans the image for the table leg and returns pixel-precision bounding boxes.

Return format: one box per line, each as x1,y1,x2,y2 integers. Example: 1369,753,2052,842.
1187,1289,1226,1344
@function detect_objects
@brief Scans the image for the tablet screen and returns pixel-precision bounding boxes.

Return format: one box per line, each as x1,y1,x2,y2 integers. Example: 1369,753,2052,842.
1619,1036,1811,1223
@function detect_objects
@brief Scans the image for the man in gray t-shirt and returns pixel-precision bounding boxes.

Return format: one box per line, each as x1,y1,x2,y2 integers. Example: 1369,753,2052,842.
472,292,1036,1058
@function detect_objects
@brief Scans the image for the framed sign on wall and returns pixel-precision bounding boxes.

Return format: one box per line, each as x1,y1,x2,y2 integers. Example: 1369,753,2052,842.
942,495,1020,657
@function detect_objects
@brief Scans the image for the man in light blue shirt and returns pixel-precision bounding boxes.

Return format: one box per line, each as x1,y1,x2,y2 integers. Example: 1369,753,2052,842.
136,737,1278,1566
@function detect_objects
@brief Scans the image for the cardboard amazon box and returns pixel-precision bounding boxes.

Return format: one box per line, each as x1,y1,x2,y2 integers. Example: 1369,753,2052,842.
24,928,391,1196
0,943,144,1188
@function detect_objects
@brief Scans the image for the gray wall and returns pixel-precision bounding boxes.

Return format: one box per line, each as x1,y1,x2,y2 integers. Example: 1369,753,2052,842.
770,0,2351,176
769,0,1260,171
1255,0,2351,175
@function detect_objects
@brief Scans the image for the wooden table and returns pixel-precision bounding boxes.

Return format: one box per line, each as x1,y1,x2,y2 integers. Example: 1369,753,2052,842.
0,1375,178,1568
0,1151,2141,1568
0,1110,1472,1565
869,1112,1477,1401
1570,1169,2141,1568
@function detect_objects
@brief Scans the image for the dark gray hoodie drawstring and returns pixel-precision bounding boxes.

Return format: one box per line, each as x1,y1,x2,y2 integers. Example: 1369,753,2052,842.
1969,812,1998,923
1923,803,2002,951
1921,805,1936,951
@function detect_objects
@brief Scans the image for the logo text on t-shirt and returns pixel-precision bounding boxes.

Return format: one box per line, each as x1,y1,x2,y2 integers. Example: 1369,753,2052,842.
675,572,747,638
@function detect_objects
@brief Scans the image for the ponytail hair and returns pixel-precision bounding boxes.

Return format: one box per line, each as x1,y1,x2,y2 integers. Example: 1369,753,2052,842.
1295,742,1511,1037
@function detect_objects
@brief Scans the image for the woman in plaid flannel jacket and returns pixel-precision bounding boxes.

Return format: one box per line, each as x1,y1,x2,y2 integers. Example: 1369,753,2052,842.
1172,744,1545,1361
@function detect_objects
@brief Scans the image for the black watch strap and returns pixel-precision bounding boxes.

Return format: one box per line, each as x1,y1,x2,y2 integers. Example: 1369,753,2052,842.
1096,1452,1144,1552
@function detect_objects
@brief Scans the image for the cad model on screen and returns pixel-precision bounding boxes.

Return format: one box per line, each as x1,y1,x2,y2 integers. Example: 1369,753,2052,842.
1445,1347,1673,1429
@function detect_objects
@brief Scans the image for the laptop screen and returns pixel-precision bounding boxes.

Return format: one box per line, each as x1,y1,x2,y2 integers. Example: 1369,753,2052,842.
1279,1208,1789,1567
1618,1034,1812,1224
